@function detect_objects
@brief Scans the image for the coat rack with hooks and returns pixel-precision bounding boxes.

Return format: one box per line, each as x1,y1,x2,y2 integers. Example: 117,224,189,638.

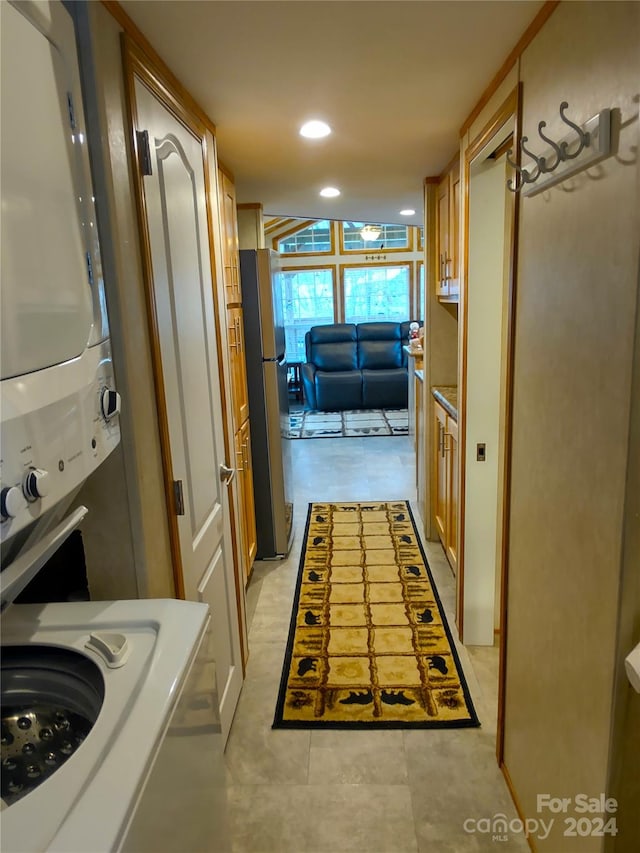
507,102,612,197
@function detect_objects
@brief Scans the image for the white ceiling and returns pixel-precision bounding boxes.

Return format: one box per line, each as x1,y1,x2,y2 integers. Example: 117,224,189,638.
120,0,543,226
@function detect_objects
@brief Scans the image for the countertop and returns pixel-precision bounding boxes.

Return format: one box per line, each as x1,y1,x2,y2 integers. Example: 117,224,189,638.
432,385,458,421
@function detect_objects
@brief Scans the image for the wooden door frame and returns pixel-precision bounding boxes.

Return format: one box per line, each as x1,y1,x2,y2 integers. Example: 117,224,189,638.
457,85,522,765
121,35,247,666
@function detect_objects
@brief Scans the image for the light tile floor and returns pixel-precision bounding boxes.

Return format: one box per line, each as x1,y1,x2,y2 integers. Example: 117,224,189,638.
225,434,528,852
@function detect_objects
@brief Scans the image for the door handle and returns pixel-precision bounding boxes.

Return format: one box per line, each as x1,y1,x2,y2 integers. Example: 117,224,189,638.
219,463,236,485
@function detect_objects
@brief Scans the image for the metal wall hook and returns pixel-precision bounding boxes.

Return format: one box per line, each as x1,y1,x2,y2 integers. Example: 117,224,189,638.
519,137,543,181
506,148,537,192
537,121,564,172
559,101,591,160
504,103,610,197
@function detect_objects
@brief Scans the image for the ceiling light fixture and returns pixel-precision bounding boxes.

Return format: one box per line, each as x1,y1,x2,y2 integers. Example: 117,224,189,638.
399,209,416,216
320,186,340,198
360,224,383,242
300,120,331,139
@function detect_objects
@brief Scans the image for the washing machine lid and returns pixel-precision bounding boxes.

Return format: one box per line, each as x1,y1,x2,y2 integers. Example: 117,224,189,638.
1,0,95,380
1,599,211,853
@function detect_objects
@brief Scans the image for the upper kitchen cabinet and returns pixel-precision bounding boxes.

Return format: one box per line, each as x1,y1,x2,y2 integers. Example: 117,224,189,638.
219,168,242,305
435,157,460,302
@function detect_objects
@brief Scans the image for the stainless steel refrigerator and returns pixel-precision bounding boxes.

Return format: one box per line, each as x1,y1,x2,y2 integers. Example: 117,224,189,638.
240,248,293,558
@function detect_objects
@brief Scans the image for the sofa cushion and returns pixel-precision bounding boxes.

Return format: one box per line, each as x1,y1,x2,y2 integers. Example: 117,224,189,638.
357,322,403,370
306,323,358,371
362,368,408,409
315,370,363,411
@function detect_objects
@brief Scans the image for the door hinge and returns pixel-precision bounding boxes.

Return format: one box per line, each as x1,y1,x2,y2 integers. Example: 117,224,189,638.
173,479,185,516
66,92,76,130
136,130,153,176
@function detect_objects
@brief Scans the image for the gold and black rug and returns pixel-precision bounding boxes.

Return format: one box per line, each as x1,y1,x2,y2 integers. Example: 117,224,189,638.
273,501,480,729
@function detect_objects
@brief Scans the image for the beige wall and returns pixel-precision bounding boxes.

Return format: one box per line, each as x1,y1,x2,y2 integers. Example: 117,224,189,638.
73,1,174,599
502,2,639,849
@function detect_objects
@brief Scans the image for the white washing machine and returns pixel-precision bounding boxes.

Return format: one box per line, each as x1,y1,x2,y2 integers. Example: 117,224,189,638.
0,2,230,850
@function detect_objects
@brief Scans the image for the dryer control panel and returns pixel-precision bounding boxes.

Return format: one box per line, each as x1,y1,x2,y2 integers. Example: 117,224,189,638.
0,340,120,543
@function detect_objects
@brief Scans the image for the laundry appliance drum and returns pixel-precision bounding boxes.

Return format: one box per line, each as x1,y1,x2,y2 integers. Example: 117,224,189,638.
1,646,104,806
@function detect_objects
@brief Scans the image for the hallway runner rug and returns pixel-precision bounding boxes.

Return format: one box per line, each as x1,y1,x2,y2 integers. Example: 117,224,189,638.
286,408,408,439
273,501,479,729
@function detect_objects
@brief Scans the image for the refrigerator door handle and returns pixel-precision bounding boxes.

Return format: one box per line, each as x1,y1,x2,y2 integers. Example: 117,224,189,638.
219,462,236,485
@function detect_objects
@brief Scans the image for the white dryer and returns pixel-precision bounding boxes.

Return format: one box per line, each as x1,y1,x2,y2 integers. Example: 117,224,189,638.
0,2,230,850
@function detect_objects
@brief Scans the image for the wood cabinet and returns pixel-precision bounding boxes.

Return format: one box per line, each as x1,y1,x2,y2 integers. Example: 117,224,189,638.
219,170,242,305
435,158,460,302
218,167,255,584
227,305,249,426
433,399,458,574
235,418,257,569
415,372,426,516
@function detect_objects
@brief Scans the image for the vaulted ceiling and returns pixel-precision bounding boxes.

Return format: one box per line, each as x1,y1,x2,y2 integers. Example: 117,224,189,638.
120,0,544,226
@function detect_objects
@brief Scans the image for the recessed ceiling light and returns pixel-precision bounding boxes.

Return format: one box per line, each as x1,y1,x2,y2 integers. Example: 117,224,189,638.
399,209,416,216
320,187,340,198
300,120,331,139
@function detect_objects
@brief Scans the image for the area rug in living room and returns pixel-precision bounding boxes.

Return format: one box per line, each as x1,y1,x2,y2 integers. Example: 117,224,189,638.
273,501,479,729
286,409,408,439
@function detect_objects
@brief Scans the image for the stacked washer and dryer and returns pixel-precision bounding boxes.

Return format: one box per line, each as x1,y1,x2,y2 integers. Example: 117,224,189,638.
0,2,230,850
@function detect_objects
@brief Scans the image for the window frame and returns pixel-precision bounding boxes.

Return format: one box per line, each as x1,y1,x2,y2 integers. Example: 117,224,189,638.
338,222,413,255
274,219,335,257
280,264,338,360
338,261,414,325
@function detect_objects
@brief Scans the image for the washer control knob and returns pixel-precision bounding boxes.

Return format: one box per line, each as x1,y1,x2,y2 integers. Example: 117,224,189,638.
23,468,50,502
100,387,121,421
1,486,27,519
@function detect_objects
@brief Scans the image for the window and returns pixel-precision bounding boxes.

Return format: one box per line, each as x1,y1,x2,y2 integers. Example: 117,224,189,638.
278,220,332,255
341,222,410,252
281,267,335,360
417,262,424,322
418,227,424,250
343,265,410,324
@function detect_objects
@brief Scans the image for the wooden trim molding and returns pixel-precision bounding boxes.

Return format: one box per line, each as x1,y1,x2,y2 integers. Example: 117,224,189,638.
501,762,537,852
102,0,216,135
424,176,440,185
459,0,559,137
457,85,522,767
496,84,523,768
121,36,187,600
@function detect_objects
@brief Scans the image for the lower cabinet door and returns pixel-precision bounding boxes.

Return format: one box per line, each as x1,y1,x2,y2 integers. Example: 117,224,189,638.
434,402,448,543
445,416,458,574
235,419,256,582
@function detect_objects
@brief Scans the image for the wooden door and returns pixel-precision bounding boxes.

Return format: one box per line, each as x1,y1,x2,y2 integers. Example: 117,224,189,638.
434,402,448,542
445,416,458,573
219,170,241,304
235,419,257,579
227,305,249,426
131,72,242,742
436,175,449,298
448,162,461,298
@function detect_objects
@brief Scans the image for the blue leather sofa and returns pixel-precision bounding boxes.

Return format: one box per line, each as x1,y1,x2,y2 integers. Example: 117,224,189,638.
301,321,413,411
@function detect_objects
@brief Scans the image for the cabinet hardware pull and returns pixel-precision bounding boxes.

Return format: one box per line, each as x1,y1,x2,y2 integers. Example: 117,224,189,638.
235,316,243,353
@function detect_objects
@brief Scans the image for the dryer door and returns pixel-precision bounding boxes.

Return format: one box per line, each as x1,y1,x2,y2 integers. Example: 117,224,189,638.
1,0,95,380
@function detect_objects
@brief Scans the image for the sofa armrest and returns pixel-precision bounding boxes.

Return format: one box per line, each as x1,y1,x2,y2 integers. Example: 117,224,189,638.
301,362,317,409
